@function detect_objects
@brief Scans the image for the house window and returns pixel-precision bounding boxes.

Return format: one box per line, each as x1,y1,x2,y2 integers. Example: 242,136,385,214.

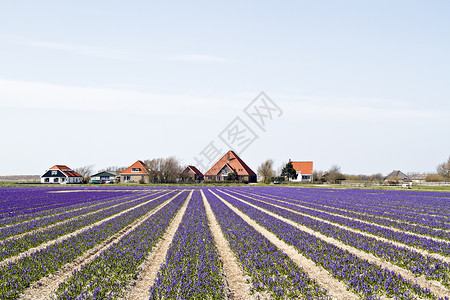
44,178,49,182
54,178,59,183
125,176,131,181
302,175,310,180
131,168,140,172
51,171,57,175
61,178,65,182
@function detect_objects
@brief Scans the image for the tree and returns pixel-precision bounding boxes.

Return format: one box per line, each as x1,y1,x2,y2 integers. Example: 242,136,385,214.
425,174,445,182
281,162,298,180
369,173,383,182
226,169,239,182
100,166,127,173
143,157,182,183
75,164,95,184
257,159,275,183
437,156,450,181
324,165,344,184
312,170,324,183
161,156,182,183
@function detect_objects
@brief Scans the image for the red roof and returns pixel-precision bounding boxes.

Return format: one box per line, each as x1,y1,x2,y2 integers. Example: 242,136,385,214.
49,165,82,177
120,160,149,175
205,150,256,176
188,165,203,177
291,161,313,175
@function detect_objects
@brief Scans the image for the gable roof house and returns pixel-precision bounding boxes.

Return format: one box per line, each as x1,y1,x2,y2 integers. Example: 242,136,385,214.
290,161,314,182
384,170,409,182
90,171,118,184
204,150,257,183
179,165,204,182
41,165,82,184
120,160,150,183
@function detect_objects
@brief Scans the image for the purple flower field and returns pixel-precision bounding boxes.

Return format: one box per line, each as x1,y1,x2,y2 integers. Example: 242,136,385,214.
0,186,448,299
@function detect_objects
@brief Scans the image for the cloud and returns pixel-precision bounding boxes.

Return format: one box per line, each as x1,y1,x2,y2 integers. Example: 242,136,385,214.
272,93,444,121
0,79,237,118
19,41,143,62
0,78,444,124
170,54,233,63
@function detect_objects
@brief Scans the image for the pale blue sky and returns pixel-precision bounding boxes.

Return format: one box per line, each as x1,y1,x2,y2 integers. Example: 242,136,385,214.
0,1,449,175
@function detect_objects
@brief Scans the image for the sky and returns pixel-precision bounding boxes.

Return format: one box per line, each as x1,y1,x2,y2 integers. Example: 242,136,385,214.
0,1,449,176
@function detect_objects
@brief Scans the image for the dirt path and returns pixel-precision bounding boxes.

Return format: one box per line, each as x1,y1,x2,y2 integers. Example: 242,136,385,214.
0,191,172,268
219,190,450,299
210,190,359,300
201,190,252,300
230,190,450,264
123,191,192,300
0,193,153,243
19,191,183,300
235,189,450,242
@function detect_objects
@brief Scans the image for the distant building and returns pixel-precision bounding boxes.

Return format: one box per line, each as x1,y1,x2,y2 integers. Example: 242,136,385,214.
120,160,150,183
204,150,257,183
409,173,428,183
179,165,204,182
384,170,409,182
289,161,313,182
41,165,82,184
90,171,118,184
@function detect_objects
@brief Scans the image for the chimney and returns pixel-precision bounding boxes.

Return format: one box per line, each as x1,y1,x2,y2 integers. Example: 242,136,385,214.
227,152,230,162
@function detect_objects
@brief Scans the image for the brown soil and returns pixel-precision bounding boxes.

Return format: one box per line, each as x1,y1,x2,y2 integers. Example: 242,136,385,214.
19,191,183,300
122,191,192,300
201,190,252,300
219,190,450,299
210,190,360,300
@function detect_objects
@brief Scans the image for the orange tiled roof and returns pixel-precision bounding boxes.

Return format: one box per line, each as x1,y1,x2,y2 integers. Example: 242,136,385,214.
291,161,313,175
49,165,82,177
50,165,71,171
120,160,149,175
205,150,256,176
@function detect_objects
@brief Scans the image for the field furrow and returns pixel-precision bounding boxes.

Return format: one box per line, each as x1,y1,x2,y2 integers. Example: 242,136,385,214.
207,189,333,299
201,190,252,300
0,192,177,299
213,189,440,299
218,189,450,298
19,191,184,300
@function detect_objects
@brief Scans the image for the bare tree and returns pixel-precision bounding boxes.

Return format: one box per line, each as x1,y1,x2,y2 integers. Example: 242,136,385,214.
257,159,275,183
369,173,383,182
312,170,324,183
325,165,344,184
162,156,182,183
144,157,182,183
100,166,127,173
75,164,95,183
437,156,450,181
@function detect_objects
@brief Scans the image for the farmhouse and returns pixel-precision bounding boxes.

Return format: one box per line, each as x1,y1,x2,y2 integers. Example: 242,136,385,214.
179,165,204,182
90,171,118,184
120,160,150,183
41,165,82,184
204,150,257,183
289,161,313,182
384,170,409,182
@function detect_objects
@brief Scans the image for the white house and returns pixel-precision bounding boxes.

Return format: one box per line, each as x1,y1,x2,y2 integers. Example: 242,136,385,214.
289,161,313,182
41,165,82,184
